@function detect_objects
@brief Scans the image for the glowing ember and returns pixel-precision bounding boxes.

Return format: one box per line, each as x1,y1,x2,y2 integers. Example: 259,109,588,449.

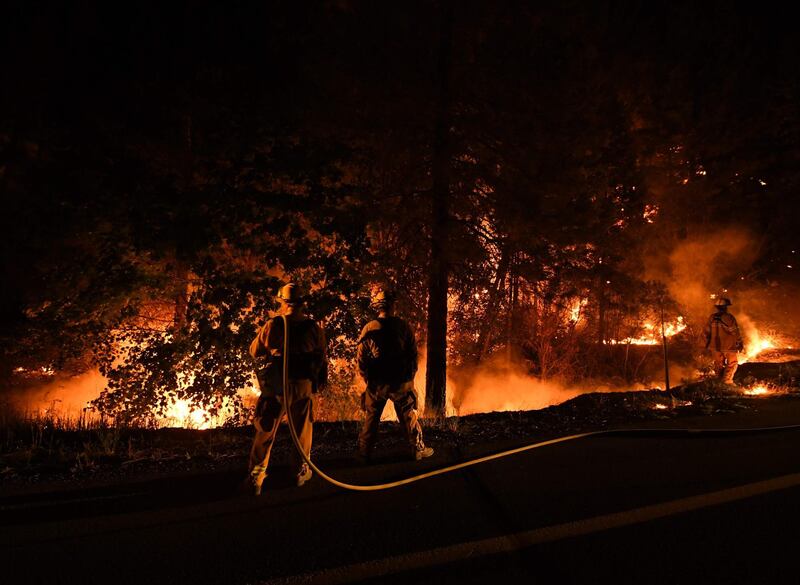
652,399,692,410
13,365,57,377
643,204,659,223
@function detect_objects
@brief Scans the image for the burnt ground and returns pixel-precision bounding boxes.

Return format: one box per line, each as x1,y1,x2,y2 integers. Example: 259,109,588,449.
2,358,798,496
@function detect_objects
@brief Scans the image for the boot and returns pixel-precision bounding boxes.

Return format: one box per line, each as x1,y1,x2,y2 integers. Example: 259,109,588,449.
413,435,433,461
296,462,313,487
412,435,434,461
245,465,266,496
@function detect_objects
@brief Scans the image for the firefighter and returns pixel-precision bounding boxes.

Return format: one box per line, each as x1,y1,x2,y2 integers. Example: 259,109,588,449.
356,287,434,464
246,283,327,495
704,295,744,385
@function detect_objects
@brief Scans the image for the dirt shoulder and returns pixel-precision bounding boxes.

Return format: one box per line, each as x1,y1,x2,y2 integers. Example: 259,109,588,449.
3,380,798,497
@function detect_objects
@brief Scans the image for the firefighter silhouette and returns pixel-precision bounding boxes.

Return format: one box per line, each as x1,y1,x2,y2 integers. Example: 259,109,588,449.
246,283,327,495
704,295,744,384
356,287,433,464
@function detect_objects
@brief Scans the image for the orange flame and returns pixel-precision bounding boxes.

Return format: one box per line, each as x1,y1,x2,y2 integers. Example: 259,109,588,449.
569,298,588,323
608,316,687,346
743,385,770,396
738,329,778,364
157,373,260,429
159,396,237,429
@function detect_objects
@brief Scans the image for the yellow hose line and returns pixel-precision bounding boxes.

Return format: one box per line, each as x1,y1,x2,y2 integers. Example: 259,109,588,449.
280,316,800,492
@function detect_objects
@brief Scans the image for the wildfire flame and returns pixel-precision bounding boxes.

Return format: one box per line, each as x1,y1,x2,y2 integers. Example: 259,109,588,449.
13,306,791,427
743,385,770,396
158,396,237,429
652,399,692,410
158,374,260,429
738,331,777,364
569,298,588,323
608,316,687,346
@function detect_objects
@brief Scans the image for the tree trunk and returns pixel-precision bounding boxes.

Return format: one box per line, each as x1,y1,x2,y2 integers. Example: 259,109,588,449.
597,283,606,345
476,243,511,362
595,264,609,346
425,1,453,418
172,114,194,331
506,253,518,366
172,258,191,331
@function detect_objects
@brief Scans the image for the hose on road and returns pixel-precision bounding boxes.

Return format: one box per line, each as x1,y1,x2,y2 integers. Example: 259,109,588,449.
280,316,800,492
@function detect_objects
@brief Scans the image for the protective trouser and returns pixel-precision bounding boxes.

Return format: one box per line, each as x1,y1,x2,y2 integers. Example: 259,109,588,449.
249,379,313,480
358,381,424,457
712,351,739,384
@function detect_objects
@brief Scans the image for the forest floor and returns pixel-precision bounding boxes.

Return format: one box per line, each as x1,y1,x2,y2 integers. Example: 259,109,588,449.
2,357,798,495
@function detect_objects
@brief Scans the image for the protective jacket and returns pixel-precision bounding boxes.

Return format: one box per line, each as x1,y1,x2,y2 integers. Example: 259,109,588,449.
251,314,327,392
357,316,418,386
704,311,743,352
356,315,426,458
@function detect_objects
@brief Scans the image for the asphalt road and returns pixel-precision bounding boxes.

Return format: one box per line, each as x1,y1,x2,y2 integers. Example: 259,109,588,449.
4,397,800,585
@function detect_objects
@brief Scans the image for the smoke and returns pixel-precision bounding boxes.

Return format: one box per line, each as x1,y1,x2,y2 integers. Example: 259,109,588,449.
5,368,262,426
451,362,583,415
642,225,800,347
645,227,759,322
6,369,106,420
445,352,667,416
406,228,777,419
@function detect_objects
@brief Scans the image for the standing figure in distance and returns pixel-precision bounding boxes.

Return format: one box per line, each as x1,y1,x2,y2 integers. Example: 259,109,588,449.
247,283,327,495
356,287,433,464
704,295,744,385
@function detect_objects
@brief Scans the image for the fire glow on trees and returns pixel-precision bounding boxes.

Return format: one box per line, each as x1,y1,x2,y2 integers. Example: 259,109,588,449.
10,230,794,429
5,2,800,430
11,303,795,427
569,298,588,323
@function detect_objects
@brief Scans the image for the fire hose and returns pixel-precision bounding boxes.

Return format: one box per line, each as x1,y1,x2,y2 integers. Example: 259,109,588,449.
279,316,800,492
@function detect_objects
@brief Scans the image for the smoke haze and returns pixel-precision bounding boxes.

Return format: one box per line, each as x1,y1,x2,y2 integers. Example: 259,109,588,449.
645,227,758,321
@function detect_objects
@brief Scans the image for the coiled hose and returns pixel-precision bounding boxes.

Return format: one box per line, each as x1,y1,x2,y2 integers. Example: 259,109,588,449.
280,315,800,492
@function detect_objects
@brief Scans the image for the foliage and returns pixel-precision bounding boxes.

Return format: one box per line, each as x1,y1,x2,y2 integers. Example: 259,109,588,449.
2,1,799,422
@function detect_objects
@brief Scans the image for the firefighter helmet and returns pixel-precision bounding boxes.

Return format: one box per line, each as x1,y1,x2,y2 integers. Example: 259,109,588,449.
713,296,732,307
277,283,304,305
370,287,396,310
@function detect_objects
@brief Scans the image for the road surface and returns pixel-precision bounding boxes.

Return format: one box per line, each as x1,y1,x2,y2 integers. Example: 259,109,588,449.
3,397,800,584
